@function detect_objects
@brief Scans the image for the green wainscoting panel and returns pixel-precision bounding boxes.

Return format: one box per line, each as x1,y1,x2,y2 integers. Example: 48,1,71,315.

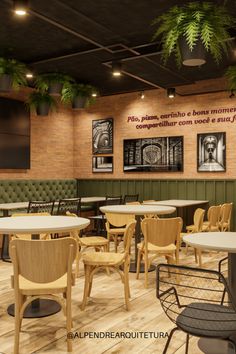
77,178,236,230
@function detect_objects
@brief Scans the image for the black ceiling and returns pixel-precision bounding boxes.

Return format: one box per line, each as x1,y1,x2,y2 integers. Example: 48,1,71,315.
1,0,236,96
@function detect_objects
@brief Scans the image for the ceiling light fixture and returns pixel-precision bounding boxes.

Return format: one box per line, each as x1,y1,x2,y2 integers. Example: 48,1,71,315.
112,61,122,77
26,72,33,79
140,91,145,99
167,87,176,99
91,92,97,97
14,0,28,16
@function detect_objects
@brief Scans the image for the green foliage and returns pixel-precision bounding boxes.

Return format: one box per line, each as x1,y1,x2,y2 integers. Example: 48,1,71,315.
35,73,75,92
61,83,98,107
27,91,57,111
152,2,234,67
225,65,236,91
0,57,27,88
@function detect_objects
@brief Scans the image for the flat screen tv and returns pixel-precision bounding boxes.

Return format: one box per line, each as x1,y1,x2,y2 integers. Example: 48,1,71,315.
0,97,30,169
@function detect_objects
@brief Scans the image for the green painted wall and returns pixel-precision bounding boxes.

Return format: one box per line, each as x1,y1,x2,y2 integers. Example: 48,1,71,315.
77,179,235,230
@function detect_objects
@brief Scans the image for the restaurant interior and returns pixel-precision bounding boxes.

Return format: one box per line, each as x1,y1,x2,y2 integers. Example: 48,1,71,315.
1,1,236,353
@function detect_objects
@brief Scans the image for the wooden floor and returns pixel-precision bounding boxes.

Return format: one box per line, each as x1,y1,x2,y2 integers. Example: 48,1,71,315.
0,245,227,354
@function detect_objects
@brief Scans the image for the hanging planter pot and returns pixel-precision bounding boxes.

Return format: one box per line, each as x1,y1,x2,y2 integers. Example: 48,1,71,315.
35,73,74,97
48,82,64,96
36,102,50,116
72,96,87,109
152,2,233,67
61,83,98,109
0,74,13,92
179,37,206,67
27,91,57,117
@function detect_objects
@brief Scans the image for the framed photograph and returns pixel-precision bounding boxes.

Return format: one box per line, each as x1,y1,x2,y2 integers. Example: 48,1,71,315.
123,136,183,172
92,156,113,173
92,118,113,154
197,132,226,172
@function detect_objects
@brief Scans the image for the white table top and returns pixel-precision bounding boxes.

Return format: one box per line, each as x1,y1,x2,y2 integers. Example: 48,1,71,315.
100,204,176,215
0,215,90,234
183,232,236,253
143,199,209,207
0,197,106,211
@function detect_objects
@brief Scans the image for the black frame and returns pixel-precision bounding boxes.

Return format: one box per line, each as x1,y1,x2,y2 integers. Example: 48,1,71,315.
92,118,113,155
92,156,113,173
197,132,226,172
123,136,184,173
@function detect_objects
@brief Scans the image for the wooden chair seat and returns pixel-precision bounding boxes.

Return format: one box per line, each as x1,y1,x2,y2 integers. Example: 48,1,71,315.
80,236,108,247
186,224,194,232
107,227,126,235
137,241,176,253
18,274,69,295
202,223,219,232
83,252,124,266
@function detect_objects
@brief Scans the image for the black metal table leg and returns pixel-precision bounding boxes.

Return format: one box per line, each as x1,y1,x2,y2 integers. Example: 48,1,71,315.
1,210,11,262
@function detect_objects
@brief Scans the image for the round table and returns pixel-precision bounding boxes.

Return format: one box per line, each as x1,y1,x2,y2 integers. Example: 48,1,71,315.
183,232,236,354
100,204,176,272
0,215,90,318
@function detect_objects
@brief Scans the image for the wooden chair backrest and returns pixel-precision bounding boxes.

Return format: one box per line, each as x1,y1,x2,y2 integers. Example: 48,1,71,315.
141,217,183,247
207,205,221,226
220,203,233,224
193,208,205,232
105,212,135,227
122,220,136,255
9,238,77,283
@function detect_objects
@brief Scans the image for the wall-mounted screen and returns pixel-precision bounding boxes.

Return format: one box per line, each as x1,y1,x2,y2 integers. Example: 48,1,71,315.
124,136,183,172
0,97,30,169
197,132,226,172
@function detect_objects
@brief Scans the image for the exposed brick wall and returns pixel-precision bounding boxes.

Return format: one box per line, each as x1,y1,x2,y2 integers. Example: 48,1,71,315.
74,82,236,179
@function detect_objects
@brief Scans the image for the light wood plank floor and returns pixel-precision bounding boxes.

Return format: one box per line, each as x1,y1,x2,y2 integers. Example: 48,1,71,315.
0,246,227,354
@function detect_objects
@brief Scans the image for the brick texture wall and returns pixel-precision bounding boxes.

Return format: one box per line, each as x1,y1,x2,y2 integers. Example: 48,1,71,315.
74,82,236,179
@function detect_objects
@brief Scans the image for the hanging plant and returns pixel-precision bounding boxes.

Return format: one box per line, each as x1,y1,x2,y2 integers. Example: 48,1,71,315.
225,65,236,93
61,83,98,109
152,2,234,67
0,57,27,92
35,73,75,96
27,91,57,116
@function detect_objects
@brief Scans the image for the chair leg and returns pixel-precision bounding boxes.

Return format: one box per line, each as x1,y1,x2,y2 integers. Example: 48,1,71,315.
14,297,22,354
163,327,179,354
185,333,189,354
123,263,130,311
80,265,92,310
136,249,142,279
66,293,72,352
144,254,149,288
114,235,118,253
197,249,202,267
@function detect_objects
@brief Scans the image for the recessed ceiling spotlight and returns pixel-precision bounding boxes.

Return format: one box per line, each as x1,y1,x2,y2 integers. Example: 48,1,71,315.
26,72,33,79
14,0,28,16
112,61,122,77
91,92,97,97
140,91,145,99
167,87,176,99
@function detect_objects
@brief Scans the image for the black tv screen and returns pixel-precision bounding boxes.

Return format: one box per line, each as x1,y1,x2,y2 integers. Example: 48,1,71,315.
0,97,30,169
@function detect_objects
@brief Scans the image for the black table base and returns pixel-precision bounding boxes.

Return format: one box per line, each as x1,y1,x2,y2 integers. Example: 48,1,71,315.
8,299,61,318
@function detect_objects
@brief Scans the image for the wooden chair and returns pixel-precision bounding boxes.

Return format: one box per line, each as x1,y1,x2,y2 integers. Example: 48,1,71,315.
27,201,55,214
137,217,183,288
11,212,51,240
66,212,109,277
105,212,135,252
81,220,136,311
9,237,77,354
181,208,205,267
201,205,221,231
219,202,233,231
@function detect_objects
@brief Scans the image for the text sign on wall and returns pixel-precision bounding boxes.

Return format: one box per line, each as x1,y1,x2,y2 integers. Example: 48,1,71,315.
127,107,236,130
